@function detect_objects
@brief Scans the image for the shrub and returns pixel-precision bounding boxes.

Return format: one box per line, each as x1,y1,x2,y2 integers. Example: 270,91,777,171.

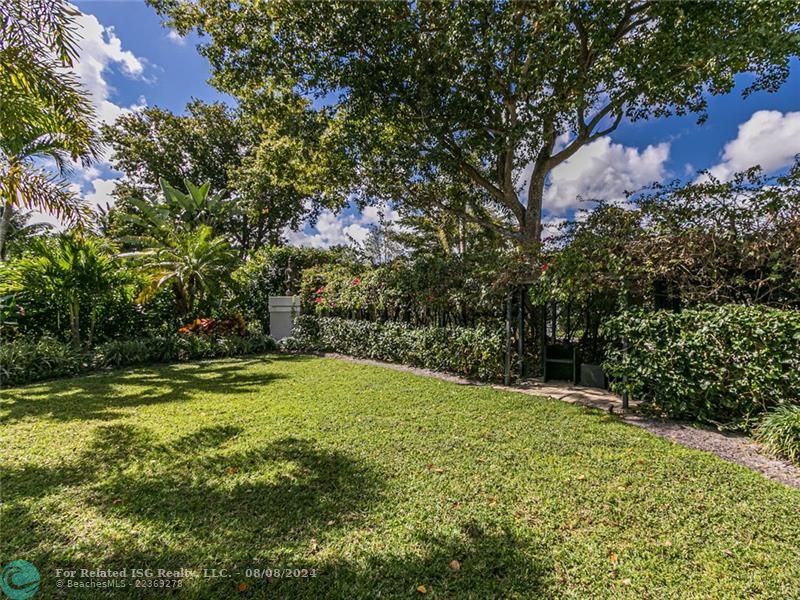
0,337,85,386
282,315,505,381
94,332,276,368
2,332,277,386
230,245,348,332
299,253,506,327
603,305,800,426
755,405,800,464
178,315,247,336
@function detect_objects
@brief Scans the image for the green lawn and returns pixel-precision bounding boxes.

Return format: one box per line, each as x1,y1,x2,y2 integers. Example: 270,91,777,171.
2,355,799,599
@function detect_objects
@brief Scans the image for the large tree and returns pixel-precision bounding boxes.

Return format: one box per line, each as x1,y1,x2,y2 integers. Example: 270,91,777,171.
152,0,800,250
103,99,349,254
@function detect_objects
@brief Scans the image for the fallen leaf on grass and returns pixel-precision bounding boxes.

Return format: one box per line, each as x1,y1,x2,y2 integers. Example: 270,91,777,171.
227,466,239,475
416,584,428,593
449,560,461,571
576,474,586,481
609,552,619,563
426,464,445,473
238,582,248,592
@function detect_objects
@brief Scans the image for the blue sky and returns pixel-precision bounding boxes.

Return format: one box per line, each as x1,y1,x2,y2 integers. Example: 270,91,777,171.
65,0,800,246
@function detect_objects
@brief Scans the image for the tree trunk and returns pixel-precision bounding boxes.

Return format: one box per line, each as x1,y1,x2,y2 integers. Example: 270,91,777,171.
172,281,190,317
0,201,13,261
524,168,547,248
69,296,81,350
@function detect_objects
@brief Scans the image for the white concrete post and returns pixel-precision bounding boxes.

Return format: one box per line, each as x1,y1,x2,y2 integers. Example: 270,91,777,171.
268,296,300,341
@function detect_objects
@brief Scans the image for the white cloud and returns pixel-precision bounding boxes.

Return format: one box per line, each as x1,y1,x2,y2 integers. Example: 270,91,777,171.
73,10,148,125
542,137,670,215
704,110,800,181
83,178,119,212
166,29,186,46
78,165,102,181
285,203,401,249
27,177,119,230
343,223,371,244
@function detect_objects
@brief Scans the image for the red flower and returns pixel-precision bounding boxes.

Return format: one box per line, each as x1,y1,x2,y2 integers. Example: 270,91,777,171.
541,262,552,273
351,277,361,286
314,297,324,304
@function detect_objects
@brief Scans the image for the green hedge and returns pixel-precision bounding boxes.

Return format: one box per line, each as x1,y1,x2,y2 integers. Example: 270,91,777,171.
603,305,800,426
282,316,505,381
0,333,276,387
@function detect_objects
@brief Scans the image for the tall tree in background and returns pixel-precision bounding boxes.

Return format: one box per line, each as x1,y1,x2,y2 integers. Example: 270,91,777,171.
153,0,800,251
0,0,99,259
103,99,350,254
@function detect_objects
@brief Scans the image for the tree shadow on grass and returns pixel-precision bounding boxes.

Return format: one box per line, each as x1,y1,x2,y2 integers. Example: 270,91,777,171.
3,423,386,594
255,526,553,599
0,354,311,424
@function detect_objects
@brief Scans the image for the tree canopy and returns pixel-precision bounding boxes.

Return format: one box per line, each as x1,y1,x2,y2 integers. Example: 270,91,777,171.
151,0,800,250
103,99,351,254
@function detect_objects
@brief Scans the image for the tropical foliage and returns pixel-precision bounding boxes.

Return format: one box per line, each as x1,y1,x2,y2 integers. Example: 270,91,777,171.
117,178,237,316
0,234,122,348
102,99,350,253
0,0,99,258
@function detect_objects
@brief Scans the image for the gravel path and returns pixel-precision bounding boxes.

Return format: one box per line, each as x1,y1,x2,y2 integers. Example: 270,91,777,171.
322,353,800,489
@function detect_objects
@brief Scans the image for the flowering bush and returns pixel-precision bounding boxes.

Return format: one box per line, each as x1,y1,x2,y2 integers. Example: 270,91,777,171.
299,254,506,326
178,314,247,336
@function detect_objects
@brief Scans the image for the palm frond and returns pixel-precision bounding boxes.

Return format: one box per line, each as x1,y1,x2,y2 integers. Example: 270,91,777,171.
0,163,89,226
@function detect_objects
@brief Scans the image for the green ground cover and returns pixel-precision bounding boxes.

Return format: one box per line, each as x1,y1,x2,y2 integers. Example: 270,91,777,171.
2,355,799,598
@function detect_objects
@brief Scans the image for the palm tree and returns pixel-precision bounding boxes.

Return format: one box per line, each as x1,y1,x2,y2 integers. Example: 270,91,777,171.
121,225,236,317
0,209,53,260
0,0,100,259
116,178,236,317
0,234,120,348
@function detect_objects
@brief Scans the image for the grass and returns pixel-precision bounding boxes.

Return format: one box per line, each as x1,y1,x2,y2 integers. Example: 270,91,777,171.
2,355,799,599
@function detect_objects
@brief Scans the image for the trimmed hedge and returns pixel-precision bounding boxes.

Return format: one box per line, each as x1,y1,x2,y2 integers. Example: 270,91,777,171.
0,333,276,387
282,315,505,381
603,305,800,426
